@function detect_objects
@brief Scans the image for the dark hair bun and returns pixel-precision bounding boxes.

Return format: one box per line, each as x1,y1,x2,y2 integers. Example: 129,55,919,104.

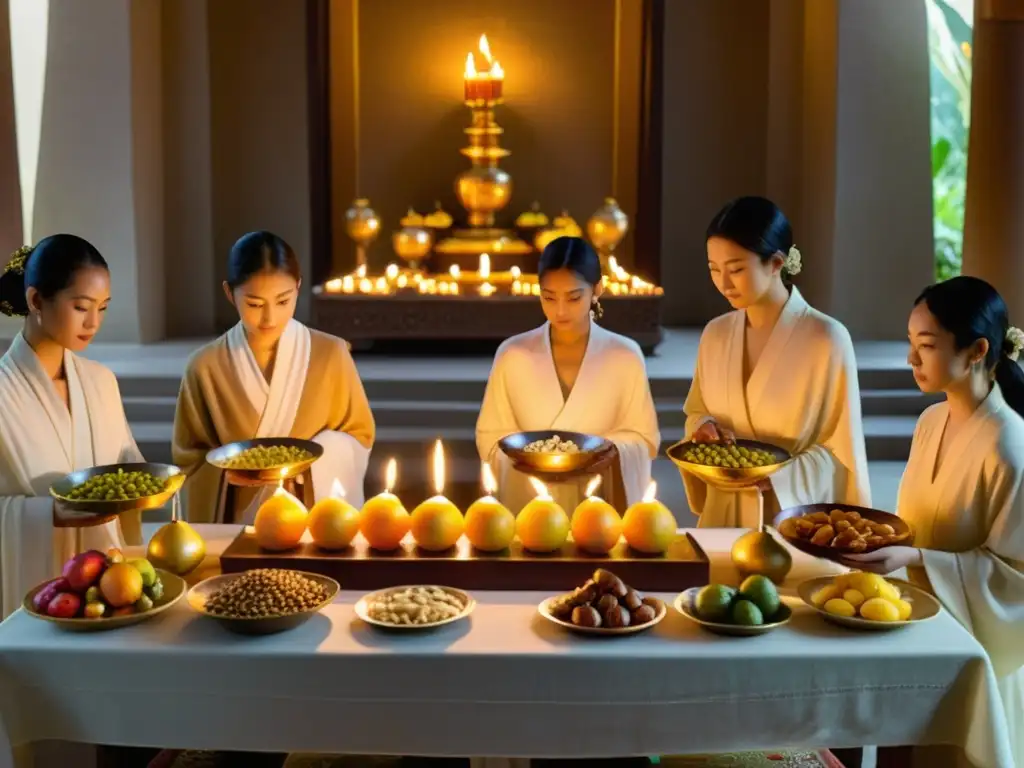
0,246,33,317
706,196,795,282
0,236,107,318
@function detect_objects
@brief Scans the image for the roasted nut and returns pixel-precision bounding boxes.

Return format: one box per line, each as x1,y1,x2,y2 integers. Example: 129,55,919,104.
572,605,602,627
550,596,575,620
810,524,835,546
204,569,329,619
622,589,643,611
596,594,620,613
603,604,630,628
571,581,599,605
631,604,657,624
593,569,628,598
366,586,468,625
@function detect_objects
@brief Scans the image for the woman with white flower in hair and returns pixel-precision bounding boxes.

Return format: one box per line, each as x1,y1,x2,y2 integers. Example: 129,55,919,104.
681,196,870,528
844,275,1024,767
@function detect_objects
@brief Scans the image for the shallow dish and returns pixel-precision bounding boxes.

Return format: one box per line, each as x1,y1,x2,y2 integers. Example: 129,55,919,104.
205,438,324,486
537,595,666,636
797,576,940,631
187,570,339,635
774,504,914,562
49,462,186,522
499,430,613,475
666,439,791,490
23,569,186,632
354,585,476,631
674,587,792,637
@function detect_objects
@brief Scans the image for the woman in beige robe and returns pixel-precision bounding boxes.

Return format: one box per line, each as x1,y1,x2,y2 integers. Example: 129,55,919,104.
847,277,1024,768
682,197,870,527
173,231,375,524
0,236,142,620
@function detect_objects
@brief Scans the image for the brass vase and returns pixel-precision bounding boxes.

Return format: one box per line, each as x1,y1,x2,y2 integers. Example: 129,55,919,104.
392,225,433,272
731,530,792,585
147,519,207,577
586,197,629,271
344,199,381,269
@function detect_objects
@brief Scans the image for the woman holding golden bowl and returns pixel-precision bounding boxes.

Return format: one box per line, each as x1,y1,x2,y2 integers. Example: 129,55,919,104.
476,236,660,514
682,197,870,528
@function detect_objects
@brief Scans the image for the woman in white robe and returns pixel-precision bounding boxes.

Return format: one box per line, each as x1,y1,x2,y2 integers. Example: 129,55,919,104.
476,236,660,515
0,236,142,620
173,231,375,524
682,197,870,528
846,276,1024,768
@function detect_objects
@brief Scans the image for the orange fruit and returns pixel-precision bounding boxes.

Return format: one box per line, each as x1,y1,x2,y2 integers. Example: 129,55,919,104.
254,492,308,551
571,499,622,554
99,563,144,608
464,500,516,552
410,499,464,551
308,497,361,550
517,499,570,553
360,496,410,550
622,500,676,554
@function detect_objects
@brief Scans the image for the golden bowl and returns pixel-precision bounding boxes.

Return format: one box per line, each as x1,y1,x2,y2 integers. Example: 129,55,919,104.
205,437,324,487
23,569,186,632
498,430,613,475
344,198,381,245
674,587,792,637
774,503,914,563
666,439,791,490
49,462,186,523
456,166,512,224
797,576,940,631
392,226,433,266
586,197,629,254
538,595,666,636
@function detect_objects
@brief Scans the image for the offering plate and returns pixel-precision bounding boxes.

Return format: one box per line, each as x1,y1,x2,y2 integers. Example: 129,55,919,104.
537,594,666,636
775,503,914,563
499,430,613,475
666,439,791,491
206,437,323,487
674,587,792,637
49,462,186,523
797,576,940,631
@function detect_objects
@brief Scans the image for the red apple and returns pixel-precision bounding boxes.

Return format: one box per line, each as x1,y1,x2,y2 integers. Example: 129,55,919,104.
31,580,61,613
46,592,82,619
66,550,108,593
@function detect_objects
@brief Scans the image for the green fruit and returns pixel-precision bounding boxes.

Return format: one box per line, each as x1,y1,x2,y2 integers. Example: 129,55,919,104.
694,584,737,622
134,594,154,612
128,558,157,588
731,599,764,626
739,574,781,619
145,579,165,602
84,586,102,603
84,602,106,619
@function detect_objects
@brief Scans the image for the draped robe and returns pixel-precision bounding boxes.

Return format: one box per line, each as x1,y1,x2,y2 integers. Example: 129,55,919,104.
682,288,871,527
476,322,660,515
173,321,375,523
898,384,1024,768
0,333,142,620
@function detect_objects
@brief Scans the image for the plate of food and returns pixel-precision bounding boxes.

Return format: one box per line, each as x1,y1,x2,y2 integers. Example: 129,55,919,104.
675,576,792,637
498,430,613,475
49,463,186,520
538,568,666,636
665,439,790,490
798,572,940,631
205,438,323,485
354,585,475,630
774,504,913,562
188,568,339,635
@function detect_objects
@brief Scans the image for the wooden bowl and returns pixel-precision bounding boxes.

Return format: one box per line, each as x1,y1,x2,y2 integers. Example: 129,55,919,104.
49,463,186,523
773,503,913,563
354,585,475,631
498,431,613,475
797,576,940,631
205,437,324,486
665,439,791,490
23,569,186,632
674,587,792,637
537,595,666,636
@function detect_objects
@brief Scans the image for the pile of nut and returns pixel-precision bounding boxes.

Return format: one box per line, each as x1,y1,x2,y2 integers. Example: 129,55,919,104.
365,586,469,626
203,569,331,618
523,434,579,454
549,569,659,629
778,508,906,552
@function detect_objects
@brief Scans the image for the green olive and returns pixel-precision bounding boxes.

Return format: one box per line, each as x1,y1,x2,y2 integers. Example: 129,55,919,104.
223,445,314,470
66,468,168,501
681,443,777,467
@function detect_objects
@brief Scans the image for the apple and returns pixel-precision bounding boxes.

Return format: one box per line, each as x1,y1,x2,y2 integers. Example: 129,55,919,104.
46,592,82,619
31,580,62,613
66,550,108,593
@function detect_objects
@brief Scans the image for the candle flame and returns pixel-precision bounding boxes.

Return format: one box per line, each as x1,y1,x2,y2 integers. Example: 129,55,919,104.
478,34,493,65
449,264,461,279
356,264,367,278
432,439,446,495
279,466,290,479
482,462,497,494
510,265,521,278
528,477,550,500
272,483,304,508
385,458,397,493
385,263,399,280
585,475,602,498
479,253,491,279
491,60,504,79
464,52,477,78
331,478,346,499
643,480,657,503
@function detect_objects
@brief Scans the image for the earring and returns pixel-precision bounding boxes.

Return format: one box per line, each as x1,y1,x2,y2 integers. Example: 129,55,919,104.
591,298,604,320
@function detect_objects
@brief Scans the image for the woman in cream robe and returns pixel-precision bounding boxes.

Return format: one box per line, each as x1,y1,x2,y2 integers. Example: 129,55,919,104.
683,197,870,527
173,231,375,523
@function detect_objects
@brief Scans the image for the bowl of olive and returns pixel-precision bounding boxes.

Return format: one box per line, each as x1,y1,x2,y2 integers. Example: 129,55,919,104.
49,463,186,520
665,439,791,490
205,438,323,486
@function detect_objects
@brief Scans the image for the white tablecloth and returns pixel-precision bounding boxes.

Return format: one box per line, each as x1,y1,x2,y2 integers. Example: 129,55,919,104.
0,526,1011,767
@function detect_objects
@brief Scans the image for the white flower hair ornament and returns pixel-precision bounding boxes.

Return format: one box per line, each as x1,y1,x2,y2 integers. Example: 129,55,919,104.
1005,326,1024,362
782,246,802,277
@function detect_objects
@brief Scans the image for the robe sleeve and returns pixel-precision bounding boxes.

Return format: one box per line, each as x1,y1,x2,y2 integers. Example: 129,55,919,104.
476,345,518,464
683,351,716,439
606,354,660,505
768,326,872,510
172,362,218,478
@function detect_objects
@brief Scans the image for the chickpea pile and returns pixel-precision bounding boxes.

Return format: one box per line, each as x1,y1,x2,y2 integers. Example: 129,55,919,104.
680,442,777,468
366,586,468,626
203,569,330,619
66,468,168,501
523,434,579,454
222,445,313,470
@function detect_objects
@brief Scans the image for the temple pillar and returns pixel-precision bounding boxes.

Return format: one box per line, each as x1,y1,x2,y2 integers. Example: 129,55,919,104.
961,0,1024,318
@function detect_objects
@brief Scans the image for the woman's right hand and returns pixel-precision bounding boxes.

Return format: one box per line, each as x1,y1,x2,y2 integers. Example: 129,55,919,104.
690,419,735,444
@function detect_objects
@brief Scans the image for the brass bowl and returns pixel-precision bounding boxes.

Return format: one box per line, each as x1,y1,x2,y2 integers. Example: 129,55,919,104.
498,430,613,475
205,437,324,487
187,571,339,636
774,503,914,563
666,439,791,490
49,462,186,522
354,585,476,631
537,595,666,636
797,576,940,631
674,587,792,637
23,569,186,632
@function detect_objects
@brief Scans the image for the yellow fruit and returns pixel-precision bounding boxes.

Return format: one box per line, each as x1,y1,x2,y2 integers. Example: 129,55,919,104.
308,497,361,550
570,499,623,554
833,572,855,592
254,491,308,551
824,598,856,617
99,563,144,608
895,599,913,621
877,580,902,603
860,597,901,622
842,589,866,609
517,499,570,553
621,500,676,554
360,497,411,551
849,572,887,599
810,584,840,607
410,499,464,551
464,500,515,552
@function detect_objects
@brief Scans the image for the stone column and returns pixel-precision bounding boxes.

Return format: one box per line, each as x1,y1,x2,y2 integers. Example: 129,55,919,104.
961,0,1024,318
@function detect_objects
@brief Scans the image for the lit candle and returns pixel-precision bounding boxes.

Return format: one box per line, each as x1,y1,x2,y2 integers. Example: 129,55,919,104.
510,266,521,279
451,281,460,295
479,282,496,297
308,478,361,551
326,278,342,293
359,277,373,293
449,265,462,280
410,440,464,551
440,281,451,295
517,477,570,553
397,273,409,289
621,481,676,554
359,458,410,551
253,482,308,552
479,253,491,280
342,275,355,293
464,463,515,552
375,277,388,293
570,476,623,554
356,264,367,278
531,283,540,296
385,263,399,281
512,280,522,295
